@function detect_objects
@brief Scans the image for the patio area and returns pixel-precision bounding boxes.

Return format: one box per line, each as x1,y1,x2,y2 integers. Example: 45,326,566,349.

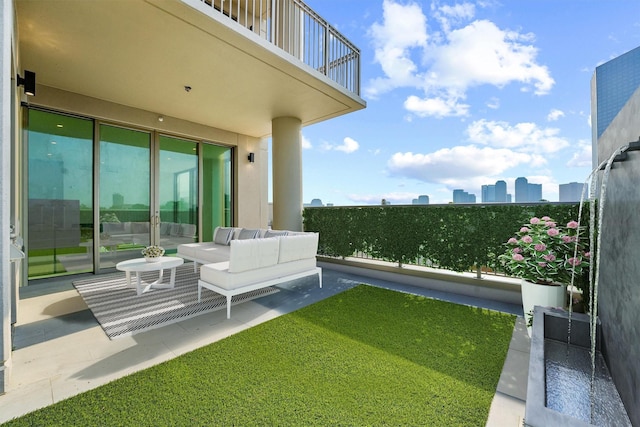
0,262,529,426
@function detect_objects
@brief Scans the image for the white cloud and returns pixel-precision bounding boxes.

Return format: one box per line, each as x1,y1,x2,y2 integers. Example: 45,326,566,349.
486,97,500,109
466,119,569,154
321,137,360,153
301,134,312,149
547,109,565,121
567,140,593,168
336,137,360,153
425,20,554,95
347,191,419,205
433,2,476,33
365,1,554,117
365,0,427,98
386,145,544,183
404,95,469,118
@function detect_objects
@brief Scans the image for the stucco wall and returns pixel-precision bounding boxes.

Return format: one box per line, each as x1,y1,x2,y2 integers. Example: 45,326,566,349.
596,86,640,426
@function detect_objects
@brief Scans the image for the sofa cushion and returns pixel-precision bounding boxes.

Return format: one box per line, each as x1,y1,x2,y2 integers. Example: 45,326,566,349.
181,223,197,238
228,237,279,273
196,245,232,263
238,228,260,240
177,242,231,263
201,258,316,291
170,223,183,237
214,227,234,245
265,229,288,238
278,233,319,264
177,242,214,258
130,222,150,234
103,222,128,235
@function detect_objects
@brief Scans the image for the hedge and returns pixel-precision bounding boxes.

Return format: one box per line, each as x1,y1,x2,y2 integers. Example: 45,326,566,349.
303,203,587,274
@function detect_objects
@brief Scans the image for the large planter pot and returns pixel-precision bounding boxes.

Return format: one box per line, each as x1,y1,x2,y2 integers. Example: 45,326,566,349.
521,279,566,337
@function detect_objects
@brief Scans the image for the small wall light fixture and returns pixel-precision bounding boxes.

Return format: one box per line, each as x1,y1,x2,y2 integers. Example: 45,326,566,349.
248,152,255,163
17,70,36,96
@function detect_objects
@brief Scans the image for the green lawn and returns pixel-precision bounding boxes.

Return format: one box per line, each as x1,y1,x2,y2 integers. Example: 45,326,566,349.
3,285,515,426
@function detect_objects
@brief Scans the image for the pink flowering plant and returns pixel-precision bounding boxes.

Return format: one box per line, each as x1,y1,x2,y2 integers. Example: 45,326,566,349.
498,216,589,285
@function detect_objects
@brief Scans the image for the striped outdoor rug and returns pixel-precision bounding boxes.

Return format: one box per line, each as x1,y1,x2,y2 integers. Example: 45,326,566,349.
73,263,279,340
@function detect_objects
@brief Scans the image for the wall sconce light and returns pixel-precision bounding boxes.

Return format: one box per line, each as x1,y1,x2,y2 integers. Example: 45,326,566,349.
248,152,255,163
17,70,36,96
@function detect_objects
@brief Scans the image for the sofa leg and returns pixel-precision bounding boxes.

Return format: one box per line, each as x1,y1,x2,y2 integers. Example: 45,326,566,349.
226,295,232,319
198,284,202,302
318,268,323,288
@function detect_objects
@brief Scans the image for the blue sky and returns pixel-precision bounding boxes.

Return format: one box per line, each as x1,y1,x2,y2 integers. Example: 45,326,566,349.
282,0,640,205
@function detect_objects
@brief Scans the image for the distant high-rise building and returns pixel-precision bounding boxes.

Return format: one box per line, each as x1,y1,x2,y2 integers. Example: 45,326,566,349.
515,177,543,202
453,189,476,204
482,180,508,203
412,195,430,205
559,182,589,202
309,198,323,206
481,185,495,203
591,46,640,167
515,177,528,202
112,193,124,208
506,194,512,203
495,180,507,202
529,183,542,202
593,47,640,138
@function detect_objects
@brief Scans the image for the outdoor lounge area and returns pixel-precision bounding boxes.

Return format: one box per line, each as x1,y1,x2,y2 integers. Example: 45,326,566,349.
0,262,528,426
3,1,640,425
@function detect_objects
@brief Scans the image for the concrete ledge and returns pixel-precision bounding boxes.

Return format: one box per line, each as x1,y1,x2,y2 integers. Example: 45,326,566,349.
318,256,522,306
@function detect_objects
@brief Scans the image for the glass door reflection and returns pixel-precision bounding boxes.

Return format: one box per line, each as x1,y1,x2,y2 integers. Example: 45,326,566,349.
98,125,151,269
157,136,198,253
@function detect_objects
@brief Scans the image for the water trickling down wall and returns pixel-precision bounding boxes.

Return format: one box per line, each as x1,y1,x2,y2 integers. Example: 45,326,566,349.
595,85,640,426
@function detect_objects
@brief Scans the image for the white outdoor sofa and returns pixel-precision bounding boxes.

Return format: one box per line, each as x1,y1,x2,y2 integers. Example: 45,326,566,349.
177,227,322,318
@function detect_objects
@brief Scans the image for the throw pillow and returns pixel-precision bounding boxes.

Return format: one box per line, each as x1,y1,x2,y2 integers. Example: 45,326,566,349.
238,228,260,240
264,230,288,238
214,227,234,245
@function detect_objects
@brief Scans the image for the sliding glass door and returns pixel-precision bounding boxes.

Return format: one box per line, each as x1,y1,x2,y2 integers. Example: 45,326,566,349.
26,109,233,279
157,135,198,253
98,125,151,269
27,110,94,278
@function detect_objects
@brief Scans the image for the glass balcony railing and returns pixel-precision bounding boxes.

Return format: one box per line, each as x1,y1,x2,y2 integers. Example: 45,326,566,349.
196,0,361,95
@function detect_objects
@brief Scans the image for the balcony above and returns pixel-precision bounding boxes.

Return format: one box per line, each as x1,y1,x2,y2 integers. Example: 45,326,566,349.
16,0,365,138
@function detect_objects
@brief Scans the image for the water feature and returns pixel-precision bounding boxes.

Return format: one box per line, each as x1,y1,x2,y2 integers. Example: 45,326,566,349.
546,339,627,425
525,141,638,426
525,308,631,426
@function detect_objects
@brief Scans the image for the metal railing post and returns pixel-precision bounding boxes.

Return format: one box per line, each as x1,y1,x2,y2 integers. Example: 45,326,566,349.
323,21,329,77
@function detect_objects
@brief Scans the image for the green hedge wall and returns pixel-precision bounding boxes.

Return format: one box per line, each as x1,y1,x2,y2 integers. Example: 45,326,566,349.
303,203,587,273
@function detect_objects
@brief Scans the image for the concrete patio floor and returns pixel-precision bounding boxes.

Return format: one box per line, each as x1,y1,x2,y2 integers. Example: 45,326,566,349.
0,262,529,425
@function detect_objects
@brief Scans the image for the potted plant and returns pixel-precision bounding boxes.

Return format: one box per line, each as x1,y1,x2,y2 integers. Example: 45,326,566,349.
498,216,589,336
141,245,165,262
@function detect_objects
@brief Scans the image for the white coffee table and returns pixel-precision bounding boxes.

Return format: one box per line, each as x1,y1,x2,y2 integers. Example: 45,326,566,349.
116,257,184,296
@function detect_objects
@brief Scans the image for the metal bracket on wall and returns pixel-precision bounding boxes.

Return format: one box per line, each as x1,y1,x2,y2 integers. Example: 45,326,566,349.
599,137,640,170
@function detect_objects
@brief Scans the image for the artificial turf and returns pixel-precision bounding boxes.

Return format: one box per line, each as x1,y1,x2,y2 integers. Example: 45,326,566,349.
3,285,515,426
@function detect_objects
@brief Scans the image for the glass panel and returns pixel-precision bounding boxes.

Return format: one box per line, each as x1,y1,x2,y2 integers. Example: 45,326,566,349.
202,143,232,241
99,125,151,269
159,136,198,252
27,110,93,279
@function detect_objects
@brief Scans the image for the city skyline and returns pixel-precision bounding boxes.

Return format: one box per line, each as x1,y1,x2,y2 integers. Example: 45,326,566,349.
308,177,588,206
280,1,640,206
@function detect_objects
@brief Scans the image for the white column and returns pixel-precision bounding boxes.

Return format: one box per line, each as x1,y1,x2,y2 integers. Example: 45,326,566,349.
272,117,302,231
